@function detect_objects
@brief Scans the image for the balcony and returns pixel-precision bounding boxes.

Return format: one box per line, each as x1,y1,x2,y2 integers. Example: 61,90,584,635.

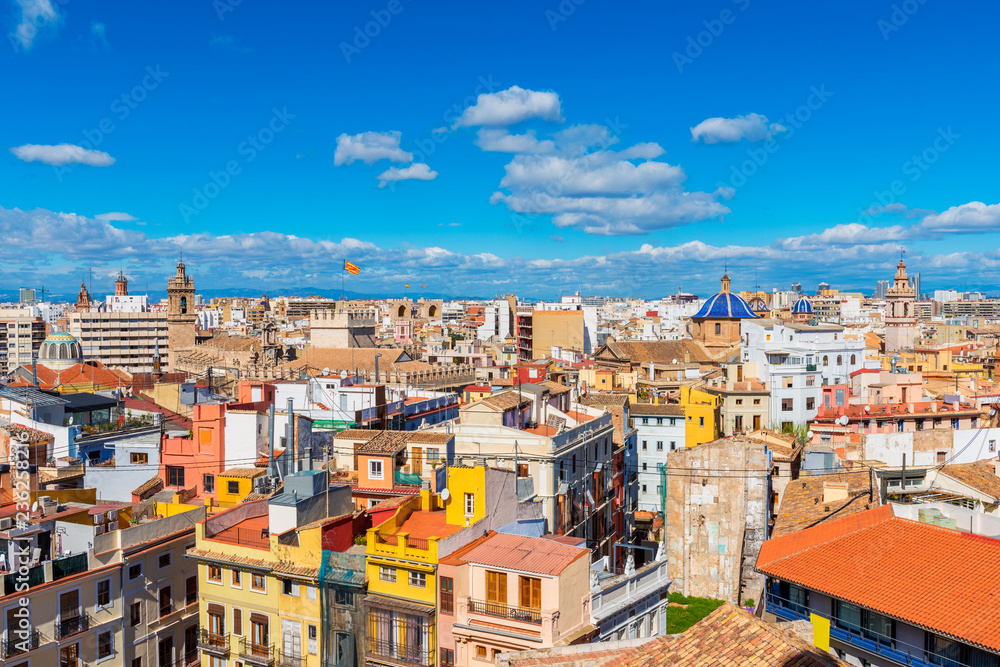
205,526,270,549
806,364,818,371
55,613,91,640
198,629,230,657
468,599,542,624
367,638,431,666
239,637,275,667
279,650,305,667
184,649,200,667
2,629,40,658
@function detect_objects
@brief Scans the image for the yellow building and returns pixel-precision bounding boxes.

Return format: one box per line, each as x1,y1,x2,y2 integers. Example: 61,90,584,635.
680,385,720,446
215,467,267,507
364,466,488,667
190,470,361,667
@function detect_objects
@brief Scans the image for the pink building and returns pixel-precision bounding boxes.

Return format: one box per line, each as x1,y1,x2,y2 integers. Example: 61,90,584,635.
438,532,592,664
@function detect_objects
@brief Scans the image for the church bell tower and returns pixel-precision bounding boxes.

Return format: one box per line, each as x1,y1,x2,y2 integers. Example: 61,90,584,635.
166,260,196,371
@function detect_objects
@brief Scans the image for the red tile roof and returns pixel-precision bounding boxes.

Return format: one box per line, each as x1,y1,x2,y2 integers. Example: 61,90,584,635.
757,505,1000,652
457,532,588,576
394,511,462,540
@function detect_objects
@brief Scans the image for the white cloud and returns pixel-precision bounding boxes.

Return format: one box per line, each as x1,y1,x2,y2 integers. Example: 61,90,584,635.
452,86,563,128
376,163,438,188
474,129,555,154
690,113,786,144
334,131,412,166
10,144,115,166
775,223,911,251
95,212,138,222
12,0,59,50
918,201,1000,234
552,124,620,155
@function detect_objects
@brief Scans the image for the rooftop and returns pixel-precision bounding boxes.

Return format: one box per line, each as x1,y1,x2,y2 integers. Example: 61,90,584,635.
772,470,874,537
393,510,463,540
757,504,1000,653
459,531,588,576
356,431,411,455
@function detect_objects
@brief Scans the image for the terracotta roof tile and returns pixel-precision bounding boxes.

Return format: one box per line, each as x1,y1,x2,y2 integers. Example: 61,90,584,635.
772,470,873,537
757,505,1000,653
937,460,1000,500
456,532,588,576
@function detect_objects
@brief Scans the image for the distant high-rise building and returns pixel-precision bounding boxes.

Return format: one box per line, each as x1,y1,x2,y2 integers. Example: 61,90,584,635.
817,282,831,293
908,273,920,300
791,282,802,295
874,280,891,299
18,288,36,304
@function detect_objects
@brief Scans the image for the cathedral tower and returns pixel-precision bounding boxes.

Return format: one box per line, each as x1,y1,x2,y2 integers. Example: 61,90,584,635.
166,261,196,371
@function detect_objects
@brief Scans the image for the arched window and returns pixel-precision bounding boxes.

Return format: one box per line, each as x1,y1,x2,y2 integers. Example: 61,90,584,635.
823,355,829,366
428,305,438,318
850,354,856,365
837,355,842,365
715,323,722,335
180,296,188,314
398,305,406,317
59,343,67,359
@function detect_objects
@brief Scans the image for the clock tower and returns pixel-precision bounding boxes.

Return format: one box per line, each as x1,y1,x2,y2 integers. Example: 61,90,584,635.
167,260,196,371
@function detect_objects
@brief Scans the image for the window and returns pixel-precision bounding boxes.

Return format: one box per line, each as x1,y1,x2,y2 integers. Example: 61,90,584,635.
167,466,184,487
781,398,794,411
806,397,815,411
409,571,426,588
850,354,856,365
159,586,172,617
822,355,829,366
837,355,842,365
656,417,663,425
753,398,760,405
282,579,300,596
133,658,142,667
427,448,439,462
698,417,704,427
208,565,222,582
227,480,240,495
441,648,455,666
130,601,141,626
233,608,243,636
642,417,649,425
642,484,647,493
380,566,396,583
251,573,266,592
715,323,721,335
129,563,142,579
735,398,743,406
476,646,488,659
642,440,647,450
158,637,173,667
98,630,113,660
369,459,384,480
158,552,171,568
670,441,677,451
517,463,528,477
464,492,475,517
98,578,112,607
486,571,507,603
656,441,663,451
186,576,197,606
203,474,214,493
440,577,454,614
130,452,148,464
232,569,241,587
642,462,647,471
519,576,542,609
334,587,354,606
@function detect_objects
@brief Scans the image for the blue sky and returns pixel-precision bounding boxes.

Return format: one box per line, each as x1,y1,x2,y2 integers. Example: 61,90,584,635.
3,0,998,299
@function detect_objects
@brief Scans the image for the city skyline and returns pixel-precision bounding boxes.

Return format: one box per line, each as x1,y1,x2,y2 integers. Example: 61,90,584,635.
4,0,998,298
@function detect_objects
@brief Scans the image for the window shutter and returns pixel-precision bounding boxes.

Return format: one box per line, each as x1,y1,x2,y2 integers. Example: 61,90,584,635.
208,603,225,616
486,572,496,602
498,573,507,603
531,578,541,609
233,608,243,635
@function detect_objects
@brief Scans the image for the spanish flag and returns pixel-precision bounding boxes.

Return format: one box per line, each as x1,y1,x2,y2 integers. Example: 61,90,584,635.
344,260,360,275
405,283,410,288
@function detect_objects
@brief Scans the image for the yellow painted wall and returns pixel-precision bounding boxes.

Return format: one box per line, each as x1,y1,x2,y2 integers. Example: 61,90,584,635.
216,474,262,508
444,466,487,527
681,385,719,446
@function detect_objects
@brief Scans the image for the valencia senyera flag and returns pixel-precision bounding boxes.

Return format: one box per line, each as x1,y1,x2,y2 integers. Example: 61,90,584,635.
344,260,360,275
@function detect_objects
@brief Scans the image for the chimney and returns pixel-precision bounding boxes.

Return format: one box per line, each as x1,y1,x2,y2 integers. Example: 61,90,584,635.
285,398,295,476
267,403,277,478
32,356,38,388
822,481,848,503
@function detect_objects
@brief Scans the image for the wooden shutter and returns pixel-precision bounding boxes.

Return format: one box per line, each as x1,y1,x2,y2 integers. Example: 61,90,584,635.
519,576,529,607
233,608,243,636
60,590,79,617
531,578,541,609
487,572,506,603
498,572,507,603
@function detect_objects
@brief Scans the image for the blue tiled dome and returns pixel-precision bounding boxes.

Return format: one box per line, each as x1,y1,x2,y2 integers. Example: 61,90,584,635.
693,291,759,319
747,297,770,313
792,296,814,314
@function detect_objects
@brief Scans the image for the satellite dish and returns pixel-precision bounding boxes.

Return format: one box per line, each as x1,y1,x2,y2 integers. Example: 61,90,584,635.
672,359,678,364
339,370,348,379
806,430,814,440
322,367,330,375
864,405,871,413
30,502,38,513
439,488,451,501
991,407,997,417
841,416,850,426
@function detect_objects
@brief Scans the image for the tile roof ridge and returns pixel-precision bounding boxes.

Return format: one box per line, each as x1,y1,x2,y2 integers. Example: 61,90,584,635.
759,504,894,568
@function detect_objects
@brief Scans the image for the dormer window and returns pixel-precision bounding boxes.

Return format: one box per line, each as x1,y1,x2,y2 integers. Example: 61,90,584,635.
369,459,384,481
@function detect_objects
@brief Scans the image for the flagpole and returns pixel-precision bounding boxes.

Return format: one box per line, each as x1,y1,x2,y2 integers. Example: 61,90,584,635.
341,258,345,301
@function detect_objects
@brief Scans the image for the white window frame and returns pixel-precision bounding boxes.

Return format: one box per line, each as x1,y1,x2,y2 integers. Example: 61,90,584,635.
128,562,143,580
409,571,426,588
380,566,396,583
464,493,475,517
250,572,267,594
282,579,300,597
369,459,384,481
207,564,224,586
96,577,113,609
96,628,115,663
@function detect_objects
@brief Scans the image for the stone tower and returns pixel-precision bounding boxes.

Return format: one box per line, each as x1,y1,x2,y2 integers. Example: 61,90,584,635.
76,280,91,311
885,258,915,352
166,261,196,371
115,271,128,296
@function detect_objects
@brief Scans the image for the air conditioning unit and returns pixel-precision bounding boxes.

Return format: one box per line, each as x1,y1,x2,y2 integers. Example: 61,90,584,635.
0,517,13,531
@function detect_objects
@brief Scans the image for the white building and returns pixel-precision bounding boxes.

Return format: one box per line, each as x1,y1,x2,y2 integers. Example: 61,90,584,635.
742,319,865,429
197,307,223,330
631,403,685,511
476,300,513,341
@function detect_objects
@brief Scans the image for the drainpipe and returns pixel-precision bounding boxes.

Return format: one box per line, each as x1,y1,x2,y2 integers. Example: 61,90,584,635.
286,398,296,475
267,403,277,479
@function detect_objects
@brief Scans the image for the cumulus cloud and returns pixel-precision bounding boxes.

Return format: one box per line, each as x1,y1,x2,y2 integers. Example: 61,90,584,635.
452,86,563,128
690,113,786,144
489,129,729,235
334,131,412,166
95,212,138,222
474,129,555,154
918,201,1000,234
376,163,438,188
12,0,59,50
4,205,1000,298
10,144,116,166
775,223,911,251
